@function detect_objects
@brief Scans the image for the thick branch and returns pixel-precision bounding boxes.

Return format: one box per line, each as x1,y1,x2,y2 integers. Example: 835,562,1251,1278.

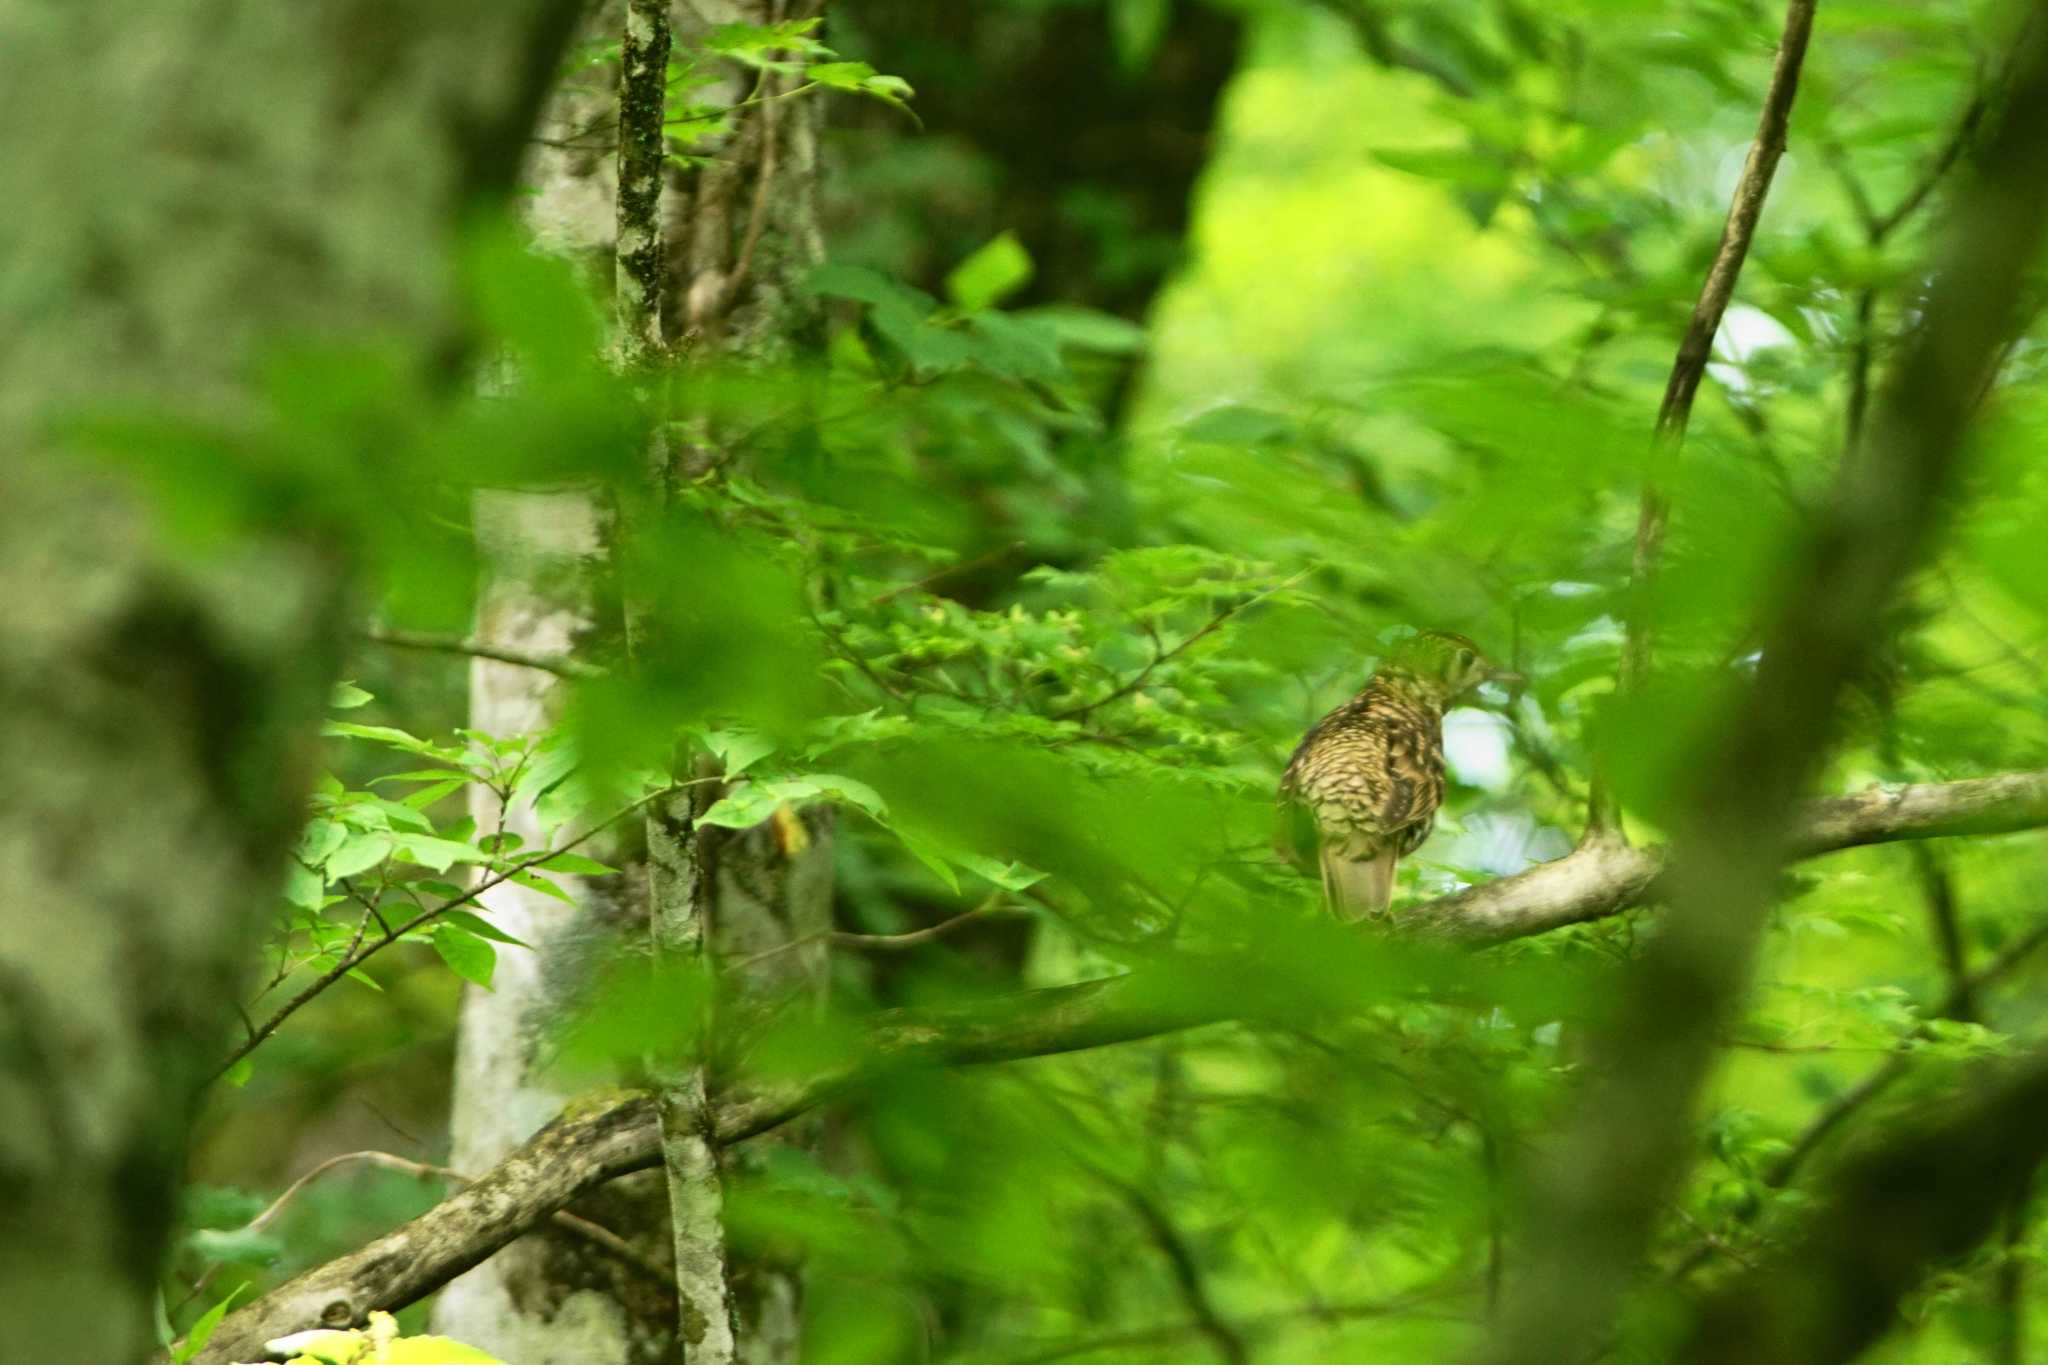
200,768,2048,1356
195,1095,662,1365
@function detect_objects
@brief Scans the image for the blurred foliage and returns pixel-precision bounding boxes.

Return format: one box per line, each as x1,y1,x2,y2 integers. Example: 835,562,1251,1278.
132,0,2048,1361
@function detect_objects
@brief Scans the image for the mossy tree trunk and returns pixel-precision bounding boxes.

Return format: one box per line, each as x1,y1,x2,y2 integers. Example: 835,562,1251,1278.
432,4,834,1362
0,1,580,1359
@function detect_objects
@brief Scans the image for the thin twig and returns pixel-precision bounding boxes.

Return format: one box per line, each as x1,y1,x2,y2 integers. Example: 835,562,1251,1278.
1871,80,1995,242
1835,53,2006,453
360,626,600,679
724,897,1013,973
869,541,1028,604
1665,911,2048,1280
1996,1191,2029,1365
1615,0,1817,695
211,784,691,1083
722,73,783,311
1051,570,1311,722
1313,0,1478,98
987,1284,1478,1365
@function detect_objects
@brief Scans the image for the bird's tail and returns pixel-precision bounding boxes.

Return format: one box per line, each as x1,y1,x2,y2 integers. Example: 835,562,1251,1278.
1320,842,1397,922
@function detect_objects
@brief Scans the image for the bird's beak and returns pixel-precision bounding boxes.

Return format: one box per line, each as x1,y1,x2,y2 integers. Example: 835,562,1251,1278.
1483,668,1526,703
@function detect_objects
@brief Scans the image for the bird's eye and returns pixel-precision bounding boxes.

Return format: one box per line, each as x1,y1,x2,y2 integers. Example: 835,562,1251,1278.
1456,649,1475,670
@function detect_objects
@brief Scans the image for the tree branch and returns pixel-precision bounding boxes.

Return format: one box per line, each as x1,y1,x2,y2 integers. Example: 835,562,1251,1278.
1482,10,2048,1360
1607,0,1819,784
1050,571,1309,722
359,626,601,679
193,1095,664,1365
1672,1039,2048,1365
1664,908,2048,1280
194,766,2048,1359
211,784,688,1083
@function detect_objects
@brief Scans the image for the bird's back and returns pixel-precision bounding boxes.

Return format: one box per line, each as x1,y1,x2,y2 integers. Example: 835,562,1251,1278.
1280,681,1446,844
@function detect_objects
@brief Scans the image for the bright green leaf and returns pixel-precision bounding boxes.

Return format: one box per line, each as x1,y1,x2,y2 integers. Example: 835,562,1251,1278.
946,231,1035,311
432,924,497,989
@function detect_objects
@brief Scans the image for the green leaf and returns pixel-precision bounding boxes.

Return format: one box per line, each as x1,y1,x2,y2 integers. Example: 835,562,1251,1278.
969,314,1066,386
697,790,777,829
1109,0,1172,73
221,1057,254,1088
866,299,976,374
330,681,374,710
171,1283,247,1365
186,1226,283,1266
284,861,326,911
1372,145,1514,196
859,73,915,106
698,781,793,829
511,870,577,905
439,909,532,949
432,925,496,988
702,17,827,62
325,831,394,880
321,720,443,755
1179,405,1294,445
358,795,437,831
894,827,960,894
400,780,466,810
392,834,495,873
804,773,889,819
946,231,1035,311
804,263,935,312
702,728,775,776
369,768,472,787
534,850,621,877
1022,304,1148,356
808,60,877,89
296,817,348,866
956,853,1047,892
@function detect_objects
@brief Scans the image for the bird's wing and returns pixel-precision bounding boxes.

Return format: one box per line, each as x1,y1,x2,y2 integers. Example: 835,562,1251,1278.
1375,717,1446,832
1273,790,1320,867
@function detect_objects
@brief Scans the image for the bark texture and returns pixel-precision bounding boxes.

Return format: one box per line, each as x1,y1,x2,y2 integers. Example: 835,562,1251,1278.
0,2,578,1359
433,491,681,1365
673,0,827,354
617,0,674,360
433,6,836,1360
431,1,700,1356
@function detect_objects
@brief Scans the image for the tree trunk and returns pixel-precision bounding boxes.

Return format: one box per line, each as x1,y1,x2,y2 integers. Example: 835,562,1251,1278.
431,490,686,1364
432,4,834,1360
432,9,685,1360
0,1,578,1359
667,7,836,1349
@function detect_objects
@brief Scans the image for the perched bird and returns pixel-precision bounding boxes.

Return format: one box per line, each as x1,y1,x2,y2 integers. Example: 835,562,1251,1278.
1278,631,1507,921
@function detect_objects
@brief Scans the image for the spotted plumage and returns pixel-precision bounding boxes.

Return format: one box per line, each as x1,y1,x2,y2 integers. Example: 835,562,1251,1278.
1278,631,1500,921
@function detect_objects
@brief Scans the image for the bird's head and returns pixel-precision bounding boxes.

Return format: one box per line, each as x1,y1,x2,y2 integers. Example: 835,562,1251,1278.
1377,630,1517,704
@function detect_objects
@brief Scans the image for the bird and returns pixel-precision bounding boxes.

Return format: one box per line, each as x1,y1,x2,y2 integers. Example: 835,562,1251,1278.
1277,630,1509,921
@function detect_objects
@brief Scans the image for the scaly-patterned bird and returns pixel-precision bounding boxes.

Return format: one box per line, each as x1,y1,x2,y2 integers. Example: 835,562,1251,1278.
1278,630,1506,921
